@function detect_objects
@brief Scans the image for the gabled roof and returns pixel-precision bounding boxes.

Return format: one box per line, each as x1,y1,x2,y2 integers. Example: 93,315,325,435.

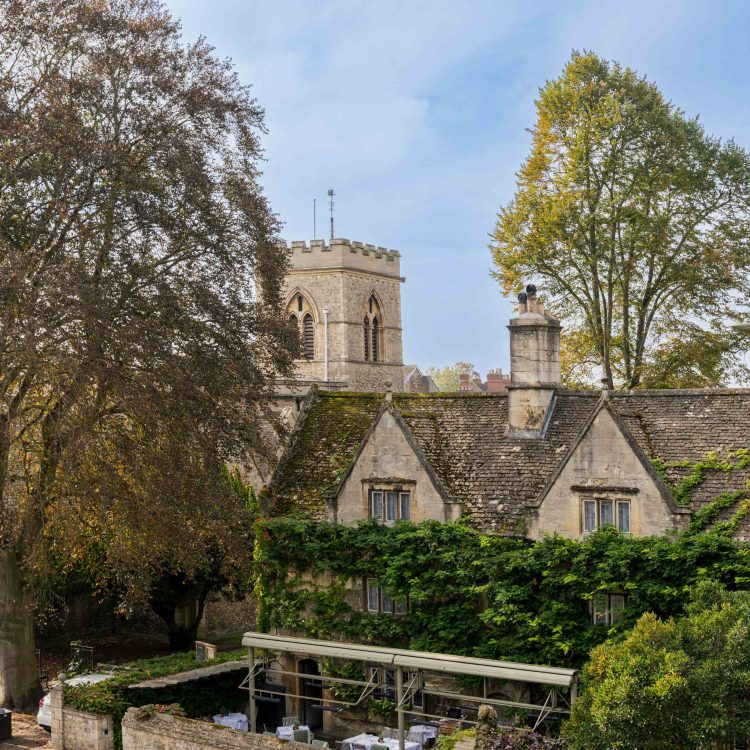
268,388,750,534
268,391,384,517
533,396,686,515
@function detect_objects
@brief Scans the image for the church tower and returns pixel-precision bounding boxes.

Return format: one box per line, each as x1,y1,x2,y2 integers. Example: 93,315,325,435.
281,237,405,391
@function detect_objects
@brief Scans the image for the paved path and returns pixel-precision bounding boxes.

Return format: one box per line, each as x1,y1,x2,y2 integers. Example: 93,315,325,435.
0,713,51,749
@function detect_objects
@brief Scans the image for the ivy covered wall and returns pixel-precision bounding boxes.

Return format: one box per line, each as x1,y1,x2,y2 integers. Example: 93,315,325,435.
253,517,750,667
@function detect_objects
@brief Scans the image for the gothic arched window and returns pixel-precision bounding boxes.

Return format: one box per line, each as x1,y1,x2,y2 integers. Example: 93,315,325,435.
285,291,316,361
303,313,314,360
363,294,383,363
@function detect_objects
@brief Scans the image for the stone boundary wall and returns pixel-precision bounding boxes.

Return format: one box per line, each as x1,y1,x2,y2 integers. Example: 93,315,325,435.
50,682,115,750
121,709,313,750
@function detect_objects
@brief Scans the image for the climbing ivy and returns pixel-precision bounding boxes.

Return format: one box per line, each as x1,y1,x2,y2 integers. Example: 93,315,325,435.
253,518,750,669
653,449,750,505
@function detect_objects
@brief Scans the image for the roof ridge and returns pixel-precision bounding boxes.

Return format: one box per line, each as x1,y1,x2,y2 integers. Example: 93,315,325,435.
611,388,750,396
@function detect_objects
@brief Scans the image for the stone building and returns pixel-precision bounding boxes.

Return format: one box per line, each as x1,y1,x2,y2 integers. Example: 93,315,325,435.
281,238,406,392
268,288,750,541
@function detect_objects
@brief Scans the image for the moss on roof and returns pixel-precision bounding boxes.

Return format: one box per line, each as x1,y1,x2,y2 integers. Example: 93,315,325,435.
269,391,384,517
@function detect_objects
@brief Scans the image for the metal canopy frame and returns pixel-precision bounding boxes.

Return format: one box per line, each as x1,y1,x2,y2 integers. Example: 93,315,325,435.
241,631,578,748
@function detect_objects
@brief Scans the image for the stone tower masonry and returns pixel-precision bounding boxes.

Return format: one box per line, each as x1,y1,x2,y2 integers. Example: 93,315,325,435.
281,238,405,391
507,285,561,437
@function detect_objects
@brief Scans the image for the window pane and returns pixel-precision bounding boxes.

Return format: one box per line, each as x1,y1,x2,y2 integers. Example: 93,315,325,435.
367,579,379,612
599,500,614,527
386,492,398,521
381,593,394,614
591,593,609,625
400,492,411,520
303,314,314,359
394,599,407,615
610,594,626,624
371,491,383,520
583,500,596,532
617,502,631,533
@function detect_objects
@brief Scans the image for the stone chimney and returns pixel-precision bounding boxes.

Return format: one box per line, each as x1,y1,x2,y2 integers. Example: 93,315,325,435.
507,284,561,437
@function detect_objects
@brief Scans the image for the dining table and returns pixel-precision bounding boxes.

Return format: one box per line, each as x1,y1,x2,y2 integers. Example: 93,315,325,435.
407,725,437,747
277,724,311,741
341,732,421,750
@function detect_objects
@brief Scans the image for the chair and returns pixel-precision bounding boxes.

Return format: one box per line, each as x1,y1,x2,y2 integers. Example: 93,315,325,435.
372,744,389,750
283,717,297,727
312,742,329,750
293,729,311,743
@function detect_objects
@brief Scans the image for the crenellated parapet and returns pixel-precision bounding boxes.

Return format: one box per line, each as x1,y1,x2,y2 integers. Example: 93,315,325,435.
279,237,400,258
279,237,402,278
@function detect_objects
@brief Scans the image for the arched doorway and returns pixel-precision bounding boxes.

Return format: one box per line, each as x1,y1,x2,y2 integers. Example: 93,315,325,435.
299,658,323,729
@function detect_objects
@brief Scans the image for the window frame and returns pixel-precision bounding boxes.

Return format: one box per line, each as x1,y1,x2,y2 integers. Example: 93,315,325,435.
369,487,411,523
364,578,409,617
581,497,631,534
590,592,627,626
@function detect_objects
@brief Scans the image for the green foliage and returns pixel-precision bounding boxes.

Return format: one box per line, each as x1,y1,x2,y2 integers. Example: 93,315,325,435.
65,650,245,749
653,449,749,506
224,465,261,519
564,582,750,749
425,363,475,392
490,50,750,389
489,728,566,749
321,660,366,704
254,518,750,668
437,727,475,750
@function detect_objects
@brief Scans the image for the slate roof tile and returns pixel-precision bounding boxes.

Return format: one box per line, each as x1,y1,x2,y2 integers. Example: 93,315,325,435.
269,388,750,535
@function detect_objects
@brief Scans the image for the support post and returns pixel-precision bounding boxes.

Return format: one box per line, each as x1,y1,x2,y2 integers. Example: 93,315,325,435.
570,679,577,707
249,647,257,733
323,307,329,382
396,666,405,750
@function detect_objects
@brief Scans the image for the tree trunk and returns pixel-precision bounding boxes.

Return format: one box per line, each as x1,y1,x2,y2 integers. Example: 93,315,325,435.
152,590,209,652
0,548,40,709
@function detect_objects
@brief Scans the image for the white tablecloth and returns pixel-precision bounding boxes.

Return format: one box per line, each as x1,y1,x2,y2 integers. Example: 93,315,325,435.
277,725,311,741
341,733,421,750
213,713,248,732
408,726,437,746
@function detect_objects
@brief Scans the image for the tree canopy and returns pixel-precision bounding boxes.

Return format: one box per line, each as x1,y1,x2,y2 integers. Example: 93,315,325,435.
564,582,750,749
425,362,475,391
491,51,750,389
0,0,293,706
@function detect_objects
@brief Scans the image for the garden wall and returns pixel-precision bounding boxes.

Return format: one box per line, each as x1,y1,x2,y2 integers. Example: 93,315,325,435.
121,709,312,750
50,683,115,750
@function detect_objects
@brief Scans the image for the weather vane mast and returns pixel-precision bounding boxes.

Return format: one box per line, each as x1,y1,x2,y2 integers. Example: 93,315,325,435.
328,188,335,240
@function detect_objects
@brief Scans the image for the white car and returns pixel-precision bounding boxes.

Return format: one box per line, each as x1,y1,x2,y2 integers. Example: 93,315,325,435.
37,673,112,731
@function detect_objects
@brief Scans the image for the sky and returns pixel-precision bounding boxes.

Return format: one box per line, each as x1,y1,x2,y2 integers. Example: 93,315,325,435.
164,0,750,376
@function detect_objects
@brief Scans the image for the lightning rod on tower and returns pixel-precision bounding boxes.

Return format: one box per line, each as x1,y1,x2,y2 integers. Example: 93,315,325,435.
328,189,335,240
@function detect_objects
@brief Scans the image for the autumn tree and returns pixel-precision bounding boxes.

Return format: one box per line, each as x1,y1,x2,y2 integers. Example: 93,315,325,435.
491,51,750,389
564,582,750,749
0,0,294,707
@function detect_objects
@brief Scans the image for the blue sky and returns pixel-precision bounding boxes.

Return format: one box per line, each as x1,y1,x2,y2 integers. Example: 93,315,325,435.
164,0,750,376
